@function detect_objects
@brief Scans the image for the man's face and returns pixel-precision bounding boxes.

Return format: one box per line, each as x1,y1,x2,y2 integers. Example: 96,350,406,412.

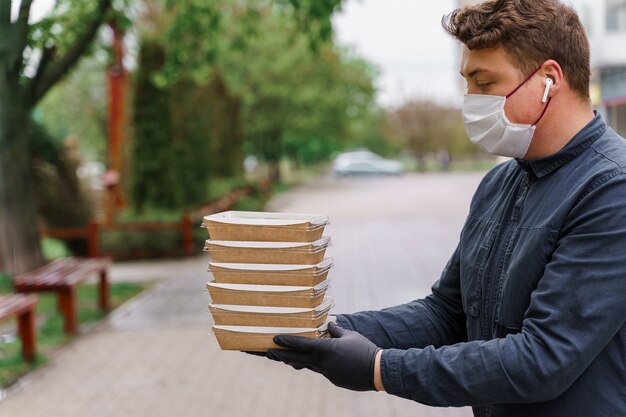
460,46,545,125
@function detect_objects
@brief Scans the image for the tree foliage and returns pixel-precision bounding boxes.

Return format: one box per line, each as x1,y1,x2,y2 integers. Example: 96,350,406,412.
131,40,246,210
134,0,374,185
130,39,180,210
203,72,244,178
344,109,403,158
215,5,377,179
387,99,477,169
157,0,344,84
167,76,213,207
37,55,108,161
11,0,115,108
169,71,244,205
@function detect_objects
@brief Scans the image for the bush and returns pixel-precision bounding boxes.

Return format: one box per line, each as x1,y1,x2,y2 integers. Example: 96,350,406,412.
41,238,72,260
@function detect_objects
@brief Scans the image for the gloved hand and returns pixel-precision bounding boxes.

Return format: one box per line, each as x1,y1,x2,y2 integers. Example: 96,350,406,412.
266,321,381,391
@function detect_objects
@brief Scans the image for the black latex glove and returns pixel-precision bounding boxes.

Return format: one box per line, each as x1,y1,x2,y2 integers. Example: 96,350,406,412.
266,321,381,391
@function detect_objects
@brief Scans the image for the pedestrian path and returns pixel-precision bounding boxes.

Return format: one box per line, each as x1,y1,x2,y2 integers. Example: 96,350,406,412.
0,172,483,417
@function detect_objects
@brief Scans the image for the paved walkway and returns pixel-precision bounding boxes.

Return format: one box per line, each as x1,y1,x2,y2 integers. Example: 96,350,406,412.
0,172,484,417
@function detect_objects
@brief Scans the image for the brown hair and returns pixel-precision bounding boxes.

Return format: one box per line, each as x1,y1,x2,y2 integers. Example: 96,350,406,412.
442,0,591,98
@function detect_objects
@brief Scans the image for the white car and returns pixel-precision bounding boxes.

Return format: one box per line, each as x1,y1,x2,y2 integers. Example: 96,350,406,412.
332,149,405,177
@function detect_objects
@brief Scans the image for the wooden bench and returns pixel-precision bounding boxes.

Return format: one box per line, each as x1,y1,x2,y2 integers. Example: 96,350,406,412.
14,257,112,335
0,294,38,362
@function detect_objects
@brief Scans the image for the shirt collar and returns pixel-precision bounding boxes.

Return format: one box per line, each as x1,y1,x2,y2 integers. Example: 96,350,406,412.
515,112,607,178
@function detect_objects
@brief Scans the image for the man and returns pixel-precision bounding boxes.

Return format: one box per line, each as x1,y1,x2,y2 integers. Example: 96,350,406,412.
262,1,626,415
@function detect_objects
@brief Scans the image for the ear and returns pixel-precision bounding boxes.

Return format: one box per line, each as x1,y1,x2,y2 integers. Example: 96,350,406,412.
541,60,564,99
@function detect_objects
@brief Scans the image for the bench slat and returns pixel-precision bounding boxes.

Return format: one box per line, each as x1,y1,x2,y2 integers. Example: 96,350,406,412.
14,258,111,289
15,259,80,283
0,295,37,319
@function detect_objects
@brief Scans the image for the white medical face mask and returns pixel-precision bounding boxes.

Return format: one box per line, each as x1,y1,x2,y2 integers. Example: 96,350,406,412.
462,68,552,158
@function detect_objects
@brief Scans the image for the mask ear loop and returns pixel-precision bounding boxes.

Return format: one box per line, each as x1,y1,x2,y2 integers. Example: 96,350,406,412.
505,68,553,126
532,97,552,126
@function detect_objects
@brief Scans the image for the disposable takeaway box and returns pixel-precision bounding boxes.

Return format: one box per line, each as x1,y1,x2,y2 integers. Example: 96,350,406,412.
212,320,332,352
206,280,330,308
208,258,333,286
202,211,329,242
209,297,334,328
204,237,330,265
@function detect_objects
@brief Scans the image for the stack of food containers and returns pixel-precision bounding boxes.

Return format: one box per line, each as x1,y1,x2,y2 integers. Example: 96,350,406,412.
202,211,333,352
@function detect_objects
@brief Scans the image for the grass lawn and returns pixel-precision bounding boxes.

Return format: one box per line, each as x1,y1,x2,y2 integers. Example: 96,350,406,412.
0,273,146,388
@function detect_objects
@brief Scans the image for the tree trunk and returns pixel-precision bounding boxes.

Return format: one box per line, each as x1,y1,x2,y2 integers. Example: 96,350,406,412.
268,162,281,184
264,130,282,184
0,79,44,275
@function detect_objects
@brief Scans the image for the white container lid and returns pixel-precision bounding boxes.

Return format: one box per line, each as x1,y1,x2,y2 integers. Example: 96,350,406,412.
207,280,330,293
210,297,334,314
213,319,332,334
209,258,333,272
203,211,328,227
205,236,330,250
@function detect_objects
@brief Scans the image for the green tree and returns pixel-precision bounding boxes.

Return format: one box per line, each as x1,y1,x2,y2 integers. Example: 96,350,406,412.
127,0,348,210
0,0,113,274
132,59,244,210
390,100,440,169
205,72,244,179
170,71,244,185
388,99,476,170
159,0,344,83
168,76,213,208
345,109,403,158
135,0,356,184
130,39,181,211
37,55,109,162
217,9,377,180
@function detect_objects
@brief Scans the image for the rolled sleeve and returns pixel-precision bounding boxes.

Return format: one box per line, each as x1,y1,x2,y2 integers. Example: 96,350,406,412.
380,349,405,396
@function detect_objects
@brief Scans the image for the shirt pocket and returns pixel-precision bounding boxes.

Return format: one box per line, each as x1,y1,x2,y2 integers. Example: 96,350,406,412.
459,217,500,317
495,227,559,330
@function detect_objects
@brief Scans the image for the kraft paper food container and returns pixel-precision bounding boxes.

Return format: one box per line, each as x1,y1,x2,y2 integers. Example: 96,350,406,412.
206,280,330,308
204,237,330,265
202,211,329,242
209,297,334,327
208,258,333,286
212,320,331,352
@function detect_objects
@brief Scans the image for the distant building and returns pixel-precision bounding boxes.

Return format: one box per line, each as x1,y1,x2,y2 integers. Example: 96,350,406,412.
455,0,626,137
454,1,482,94
572,0,626,136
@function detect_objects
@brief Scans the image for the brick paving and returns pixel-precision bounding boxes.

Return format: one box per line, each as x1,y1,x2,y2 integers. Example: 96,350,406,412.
0,172,484,417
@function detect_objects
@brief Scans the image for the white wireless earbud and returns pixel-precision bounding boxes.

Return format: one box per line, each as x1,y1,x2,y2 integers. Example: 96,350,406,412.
542,78,554,103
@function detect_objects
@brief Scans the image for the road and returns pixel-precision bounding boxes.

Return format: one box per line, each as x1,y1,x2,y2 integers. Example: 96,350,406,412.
0,172,483,417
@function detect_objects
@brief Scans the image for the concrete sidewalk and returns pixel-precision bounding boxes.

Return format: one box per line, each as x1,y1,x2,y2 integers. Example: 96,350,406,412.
0,172,482,417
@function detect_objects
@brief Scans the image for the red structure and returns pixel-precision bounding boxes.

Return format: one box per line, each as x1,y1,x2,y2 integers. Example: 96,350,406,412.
105,20,128,224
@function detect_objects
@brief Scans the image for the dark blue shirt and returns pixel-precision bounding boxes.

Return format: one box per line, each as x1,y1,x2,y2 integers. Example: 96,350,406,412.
336,113,626,417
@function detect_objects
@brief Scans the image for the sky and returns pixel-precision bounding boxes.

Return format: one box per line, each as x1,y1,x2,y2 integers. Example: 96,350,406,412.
333,0,464,108
12,0,53,21
21,0,464,108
